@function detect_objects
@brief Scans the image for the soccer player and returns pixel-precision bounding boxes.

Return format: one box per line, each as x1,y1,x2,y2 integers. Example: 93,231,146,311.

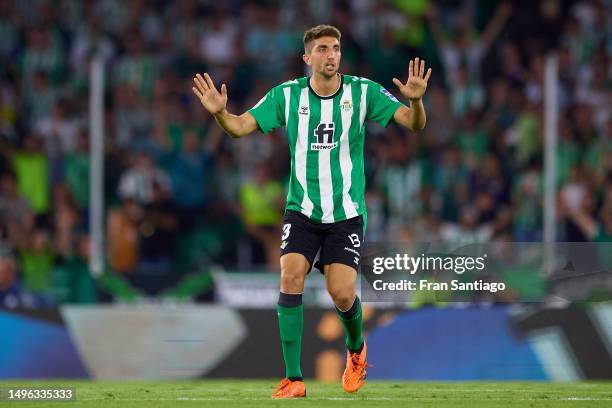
192,24,432,399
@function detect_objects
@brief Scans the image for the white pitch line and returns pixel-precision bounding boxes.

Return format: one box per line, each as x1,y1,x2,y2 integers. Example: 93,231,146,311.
373,388,612,394
562,397,612,401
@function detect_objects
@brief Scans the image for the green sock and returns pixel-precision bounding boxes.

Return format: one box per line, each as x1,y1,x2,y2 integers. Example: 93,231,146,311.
336,296,364,352
277,303,303,378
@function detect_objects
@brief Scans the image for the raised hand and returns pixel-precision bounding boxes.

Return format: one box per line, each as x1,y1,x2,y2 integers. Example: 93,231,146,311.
392,58,432,101
192,73,228,115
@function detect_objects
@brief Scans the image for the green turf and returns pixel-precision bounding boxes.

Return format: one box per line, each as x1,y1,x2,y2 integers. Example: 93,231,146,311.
0,380,611,407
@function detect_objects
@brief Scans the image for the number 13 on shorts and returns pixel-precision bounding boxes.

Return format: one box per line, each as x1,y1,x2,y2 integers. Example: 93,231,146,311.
282,224,292,240
280,223,291,250
348,233,360,247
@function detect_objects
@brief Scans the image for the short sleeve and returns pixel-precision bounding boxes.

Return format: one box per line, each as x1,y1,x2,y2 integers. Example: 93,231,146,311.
248,86,285,134
366,81,404,128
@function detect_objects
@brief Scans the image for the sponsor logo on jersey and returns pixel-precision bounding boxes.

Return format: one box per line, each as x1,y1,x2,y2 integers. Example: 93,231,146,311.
299,106,309,115
311,143,338,150
311,122,337,151
380,88,399,102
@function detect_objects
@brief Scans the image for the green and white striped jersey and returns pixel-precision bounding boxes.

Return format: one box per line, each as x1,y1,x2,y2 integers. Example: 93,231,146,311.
249,74,404,224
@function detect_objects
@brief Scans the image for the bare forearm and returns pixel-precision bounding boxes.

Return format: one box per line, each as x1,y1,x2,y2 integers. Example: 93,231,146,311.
213,109,248,138
396,100,426,130
409,99,426,130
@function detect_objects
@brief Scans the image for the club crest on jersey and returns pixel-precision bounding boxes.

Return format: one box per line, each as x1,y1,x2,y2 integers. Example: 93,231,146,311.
299,106,309,115
380,88,399,102
311,122,337,151
341,100,353,112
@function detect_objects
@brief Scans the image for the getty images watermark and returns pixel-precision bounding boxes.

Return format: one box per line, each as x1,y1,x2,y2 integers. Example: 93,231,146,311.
360,241,612,304
370,252,506,293
360,242,519,304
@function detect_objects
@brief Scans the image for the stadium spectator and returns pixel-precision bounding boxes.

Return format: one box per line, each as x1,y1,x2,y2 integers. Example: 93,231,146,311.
0,0,19,64
53,234,97,304
117,151,171,205
239,159,284,268
16,228,55,302
138,180,179,274
52,183,81,258
11,133,50,217
440,205,493,245
20,26,65,85
113,28,157,99
152,123,221,218
512,162,542,241
0,170,35,243
64,131,90,211
106,198,140,274
426,2,512,86
199,5,238,69
376,128,425,234
0,79,17,142
22,70,60,125
112,83,153,148
0,252,21,308
34,99,81,157
70,14,115,80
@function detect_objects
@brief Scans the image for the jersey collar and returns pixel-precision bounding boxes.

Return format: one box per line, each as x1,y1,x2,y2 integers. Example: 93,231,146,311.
307,74,343,100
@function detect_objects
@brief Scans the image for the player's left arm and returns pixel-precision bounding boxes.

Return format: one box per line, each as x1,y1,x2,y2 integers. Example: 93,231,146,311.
391,58,432,131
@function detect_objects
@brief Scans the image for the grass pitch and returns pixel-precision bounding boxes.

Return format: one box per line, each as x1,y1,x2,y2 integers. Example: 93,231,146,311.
0,380,611,407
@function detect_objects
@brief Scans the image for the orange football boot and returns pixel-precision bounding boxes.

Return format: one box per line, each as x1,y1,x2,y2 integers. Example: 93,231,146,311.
271,378,306,399
342,341,368,393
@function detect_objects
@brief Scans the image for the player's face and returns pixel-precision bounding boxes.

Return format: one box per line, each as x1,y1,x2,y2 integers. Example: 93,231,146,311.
303,37,341,78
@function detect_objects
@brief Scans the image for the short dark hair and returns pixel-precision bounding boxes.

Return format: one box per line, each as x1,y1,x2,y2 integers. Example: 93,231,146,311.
303,25,341,53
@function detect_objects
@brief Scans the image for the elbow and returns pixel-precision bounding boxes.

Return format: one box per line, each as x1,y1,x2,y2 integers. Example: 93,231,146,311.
231,119,254,138
232,127,252,138
417,114,427,130
227,126,246,138
410,119,426,131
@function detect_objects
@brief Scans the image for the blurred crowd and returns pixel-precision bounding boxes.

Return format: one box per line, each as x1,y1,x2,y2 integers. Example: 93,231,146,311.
0,0,610,306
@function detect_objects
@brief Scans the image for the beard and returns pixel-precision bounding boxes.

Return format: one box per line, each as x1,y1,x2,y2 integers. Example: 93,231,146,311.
318,65,339,79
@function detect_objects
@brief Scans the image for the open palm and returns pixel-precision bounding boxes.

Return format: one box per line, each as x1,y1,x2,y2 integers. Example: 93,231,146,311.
192,73,227,115
393,58,432,101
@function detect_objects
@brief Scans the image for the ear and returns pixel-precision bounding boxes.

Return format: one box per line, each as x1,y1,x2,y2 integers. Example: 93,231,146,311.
302,54,311,66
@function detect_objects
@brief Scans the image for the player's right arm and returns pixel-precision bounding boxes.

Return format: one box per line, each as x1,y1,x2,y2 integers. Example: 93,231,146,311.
192,73,258,138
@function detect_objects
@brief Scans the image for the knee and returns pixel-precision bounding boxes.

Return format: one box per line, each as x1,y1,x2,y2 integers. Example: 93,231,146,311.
280,268,305,293
328,286,355,311
280,254,309,293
